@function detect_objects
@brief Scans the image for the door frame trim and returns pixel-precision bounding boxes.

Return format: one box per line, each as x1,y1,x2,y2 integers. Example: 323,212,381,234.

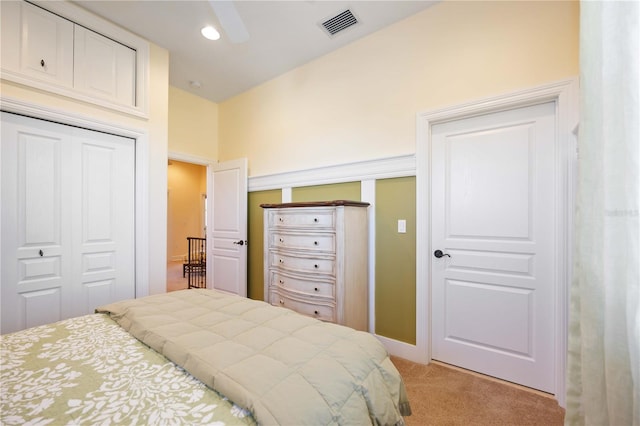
1,95,150,298
415,78,579,405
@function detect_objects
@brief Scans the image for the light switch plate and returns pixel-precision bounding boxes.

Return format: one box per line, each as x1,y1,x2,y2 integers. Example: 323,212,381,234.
398,219,406,233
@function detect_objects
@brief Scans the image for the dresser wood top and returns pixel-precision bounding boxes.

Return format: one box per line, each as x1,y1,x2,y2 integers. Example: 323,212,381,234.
260,200,370,209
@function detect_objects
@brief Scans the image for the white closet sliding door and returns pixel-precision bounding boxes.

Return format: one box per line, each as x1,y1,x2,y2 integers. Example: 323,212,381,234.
1,112,135,334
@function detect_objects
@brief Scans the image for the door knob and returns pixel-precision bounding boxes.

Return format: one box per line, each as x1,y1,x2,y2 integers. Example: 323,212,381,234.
233,240,247,246
434,249,450,258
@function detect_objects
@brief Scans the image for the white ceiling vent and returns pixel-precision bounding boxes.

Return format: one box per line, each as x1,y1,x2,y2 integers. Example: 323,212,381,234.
321,9,359,37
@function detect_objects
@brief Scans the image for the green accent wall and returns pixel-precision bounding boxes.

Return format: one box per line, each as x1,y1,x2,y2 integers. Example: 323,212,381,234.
246,178,417,345
375,177,416,344
292,182,361,202
247,189,281,301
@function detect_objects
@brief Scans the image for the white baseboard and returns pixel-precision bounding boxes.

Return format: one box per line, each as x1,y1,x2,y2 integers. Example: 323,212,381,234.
376,334,429,364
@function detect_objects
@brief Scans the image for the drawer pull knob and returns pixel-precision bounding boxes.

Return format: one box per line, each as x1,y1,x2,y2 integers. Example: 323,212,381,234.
279,238,284,243
313,218,319,223
39,249,44,257
40,59,45,67
279,217,283,222
313,241,318,245
279,300,284,305
314,264,318,269
279,259,284,263
314,287,318,292
314,310,319,315
279,279,284,284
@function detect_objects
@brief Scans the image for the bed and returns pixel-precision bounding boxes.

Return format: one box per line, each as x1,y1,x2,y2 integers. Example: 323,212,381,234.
1,289,411,425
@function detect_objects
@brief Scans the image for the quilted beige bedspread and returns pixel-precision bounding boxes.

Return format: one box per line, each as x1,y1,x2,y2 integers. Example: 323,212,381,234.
97,289,411,425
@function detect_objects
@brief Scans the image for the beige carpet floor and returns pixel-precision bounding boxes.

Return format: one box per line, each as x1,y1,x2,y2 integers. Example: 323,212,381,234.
392,356,565,425
167,262,565,425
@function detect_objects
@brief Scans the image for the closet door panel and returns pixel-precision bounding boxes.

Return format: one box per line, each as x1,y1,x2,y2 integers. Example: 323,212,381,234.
1,113,135,333
1,113,71,334
73,128,135,317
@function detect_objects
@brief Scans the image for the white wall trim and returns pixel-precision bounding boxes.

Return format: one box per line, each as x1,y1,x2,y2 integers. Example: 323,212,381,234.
376,335,423,363
248,155,416,192
360,180,376,333
168,151,215,166
281,187,292,203
415,77,579,403
1,95,151,298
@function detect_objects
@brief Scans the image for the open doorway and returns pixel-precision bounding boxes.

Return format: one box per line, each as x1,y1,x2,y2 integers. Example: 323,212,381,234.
167,159,207,292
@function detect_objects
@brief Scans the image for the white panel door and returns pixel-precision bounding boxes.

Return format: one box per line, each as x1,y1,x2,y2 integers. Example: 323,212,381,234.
1,113,70,333
70,126,135,318
1,112,135,334
210,158,247,296
431,102,556,393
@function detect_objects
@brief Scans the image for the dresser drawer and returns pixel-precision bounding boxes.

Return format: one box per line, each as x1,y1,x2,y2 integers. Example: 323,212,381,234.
269,270,334,298
268,209,335,229
269,232,335,253
269,252,335,275
269,292,335,322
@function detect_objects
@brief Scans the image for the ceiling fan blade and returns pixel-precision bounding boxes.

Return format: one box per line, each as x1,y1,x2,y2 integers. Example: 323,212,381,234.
208,0,250,44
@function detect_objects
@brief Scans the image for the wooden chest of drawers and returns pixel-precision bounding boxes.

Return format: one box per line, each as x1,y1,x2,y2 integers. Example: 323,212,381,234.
261,201,369,331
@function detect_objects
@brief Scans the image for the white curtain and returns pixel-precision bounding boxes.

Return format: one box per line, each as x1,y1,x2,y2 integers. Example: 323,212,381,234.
566,1,640,425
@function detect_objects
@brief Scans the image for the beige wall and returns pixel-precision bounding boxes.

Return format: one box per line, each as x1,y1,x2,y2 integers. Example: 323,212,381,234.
167,160,207,261
1,43,170,296
219,0,579,176
168,86,219,159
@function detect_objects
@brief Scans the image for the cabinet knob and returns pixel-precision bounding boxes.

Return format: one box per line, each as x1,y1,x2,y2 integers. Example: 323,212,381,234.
279,300,284,305
313,218,318,223
279,279,284,284
279,238,284,243
39,249,44,257
314,264,318,269
314,287,318,292
279,259,284,263
40,59,45,67
314,310,319,315
279,217,283,222
313,241,318,246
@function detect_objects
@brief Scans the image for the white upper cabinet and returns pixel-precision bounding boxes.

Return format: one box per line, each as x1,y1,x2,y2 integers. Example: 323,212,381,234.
1,1,74,87
74,26,136,107
1,1,149,118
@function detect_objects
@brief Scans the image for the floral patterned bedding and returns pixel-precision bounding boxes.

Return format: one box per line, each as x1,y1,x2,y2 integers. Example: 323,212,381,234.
0,313,256,425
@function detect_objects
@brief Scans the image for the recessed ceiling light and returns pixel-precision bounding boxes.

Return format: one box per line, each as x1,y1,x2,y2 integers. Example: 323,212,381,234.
201,26,220,41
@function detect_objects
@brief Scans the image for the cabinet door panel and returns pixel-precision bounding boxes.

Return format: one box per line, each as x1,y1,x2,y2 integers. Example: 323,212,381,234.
1,1,75,86
74,26,136,106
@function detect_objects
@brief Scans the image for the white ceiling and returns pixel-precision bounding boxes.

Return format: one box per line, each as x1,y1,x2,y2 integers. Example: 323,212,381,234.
73,1,437,103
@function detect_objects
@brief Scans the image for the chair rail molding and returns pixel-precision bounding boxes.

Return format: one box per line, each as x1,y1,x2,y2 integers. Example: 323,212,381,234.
248,154,416,192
